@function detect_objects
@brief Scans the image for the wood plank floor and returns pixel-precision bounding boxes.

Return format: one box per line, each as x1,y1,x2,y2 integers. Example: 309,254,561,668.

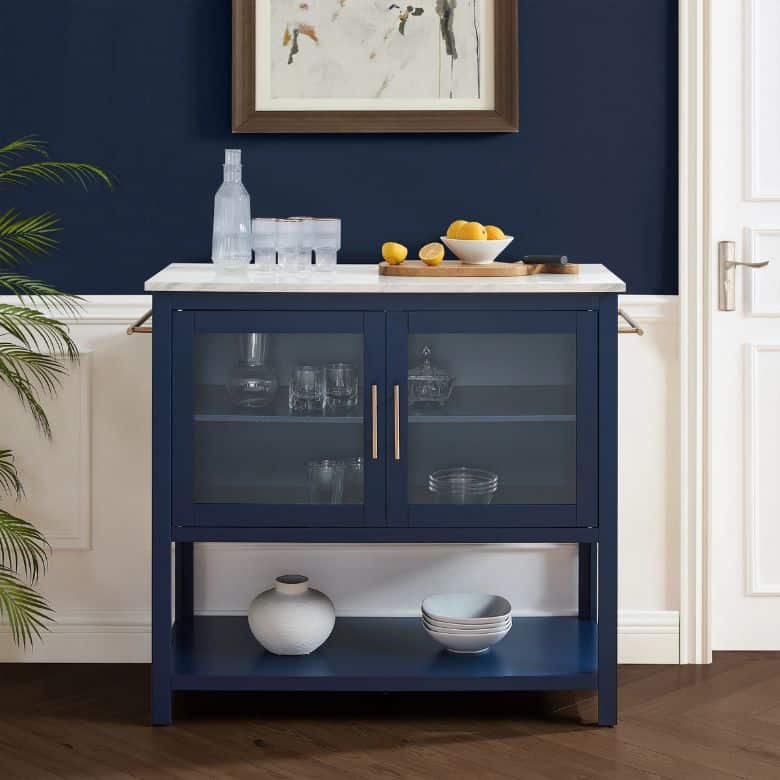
1,653,779,779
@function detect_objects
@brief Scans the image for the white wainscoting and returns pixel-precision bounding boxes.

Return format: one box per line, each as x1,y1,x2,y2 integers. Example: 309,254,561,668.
0,294,680,664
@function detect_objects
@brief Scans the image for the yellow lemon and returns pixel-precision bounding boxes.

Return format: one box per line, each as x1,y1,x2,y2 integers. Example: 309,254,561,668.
382,242,408,265
446,220,468,239
485,225,506,240
419,242,445,266
456,221,488,240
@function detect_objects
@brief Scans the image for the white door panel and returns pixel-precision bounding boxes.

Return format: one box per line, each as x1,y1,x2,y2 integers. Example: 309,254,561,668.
710,0,780,650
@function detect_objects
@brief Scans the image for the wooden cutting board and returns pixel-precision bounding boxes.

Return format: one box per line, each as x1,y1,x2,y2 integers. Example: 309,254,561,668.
378,261,579,277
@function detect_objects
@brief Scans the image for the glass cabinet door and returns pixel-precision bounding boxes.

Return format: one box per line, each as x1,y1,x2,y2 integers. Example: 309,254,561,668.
172,310,385,527
388,311,597,528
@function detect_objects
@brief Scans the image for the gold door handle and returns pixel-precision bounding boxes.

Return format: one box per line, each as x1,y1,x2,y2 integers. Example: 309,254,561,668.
371,385,379,460
394,384,401,461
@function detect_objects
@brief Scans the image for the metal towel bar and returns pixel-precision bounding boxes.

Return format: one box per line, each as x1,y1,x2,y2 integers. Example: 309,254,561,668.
128,307,645,336
618,308,644,336
127,309,153,335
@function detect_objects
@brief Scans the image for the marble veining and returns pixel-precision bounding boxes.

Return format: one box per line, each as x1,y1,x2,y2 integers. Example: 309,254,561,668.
144,264,626,294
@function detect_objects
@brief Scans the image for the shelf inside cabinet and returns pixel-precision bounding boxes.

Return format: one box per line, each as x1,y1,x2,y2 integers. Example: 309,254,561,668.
194,386,363,424
171,616,597,691
409,385,576,423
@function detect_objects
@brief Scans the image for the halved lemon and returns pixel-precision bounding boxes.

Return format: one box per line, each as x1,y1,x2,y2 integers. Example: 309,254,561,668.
419,242,445,266
382,242,408,265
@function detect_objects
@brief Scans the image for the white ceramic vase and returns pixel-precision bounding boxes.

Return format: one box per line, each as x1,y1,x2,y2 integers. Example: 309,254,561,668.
248,575,335,655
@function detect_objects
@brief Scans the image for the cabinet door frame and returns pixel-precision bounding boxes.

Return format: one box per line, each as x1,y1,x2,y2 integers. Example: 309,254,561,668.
171,309,386,528
387,309,598,528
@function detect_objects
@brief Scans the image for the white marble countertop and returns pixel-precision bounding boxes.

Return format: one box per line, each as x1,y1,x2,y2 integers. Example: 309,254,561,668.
145,263,626,294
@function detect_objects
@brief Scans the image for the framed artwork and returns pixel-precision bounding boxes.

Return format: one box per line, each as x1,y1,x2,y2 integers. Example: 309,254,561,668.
233,0,519,133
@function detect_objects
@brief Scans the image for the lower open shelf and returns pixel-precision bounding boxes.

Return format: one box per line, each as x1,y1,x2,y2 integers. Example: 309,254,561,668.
171,616,597,692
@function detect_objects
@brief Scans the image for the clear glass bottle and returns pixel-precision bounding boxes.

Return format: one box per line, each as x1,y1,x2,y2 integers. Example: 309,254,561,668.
211,149,252,268
226,333,279,409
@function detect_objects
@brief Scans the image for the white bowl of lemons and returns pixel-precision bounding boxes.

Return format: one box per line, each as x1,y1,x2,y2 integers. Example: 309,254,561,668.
441,220,513,265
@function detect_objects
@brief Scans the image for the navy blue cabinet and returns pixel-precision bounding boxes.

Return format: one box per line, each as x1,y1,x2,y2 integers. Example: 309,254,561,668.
167,304,599,534
151,291,617,728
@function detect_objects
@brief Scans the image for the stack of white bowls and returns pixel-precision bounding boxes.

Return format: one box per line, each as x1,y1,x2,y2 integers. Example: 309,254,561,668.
421,593,512,654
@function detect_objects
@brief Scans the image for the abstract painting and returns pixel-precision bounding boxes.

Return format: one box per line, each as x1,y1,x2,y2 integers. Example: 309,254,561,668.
269,0,487,103
233,0,518,133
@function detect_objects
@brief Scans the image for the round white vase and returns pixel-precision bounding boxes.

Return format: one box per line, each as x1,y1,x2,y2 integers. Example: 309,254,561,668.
248,575,335,655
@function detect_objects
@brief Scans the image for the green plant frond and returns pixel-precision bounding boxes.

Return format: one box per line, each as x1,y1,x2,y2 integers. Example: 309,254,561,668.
0,342,68,396
0,304,78,360
0,210,61,266
0,565,52,647
0,136,48,169
0,364,51,436
0,273,82,316
0,161,114,190
0,509,50,583
0,450,24,499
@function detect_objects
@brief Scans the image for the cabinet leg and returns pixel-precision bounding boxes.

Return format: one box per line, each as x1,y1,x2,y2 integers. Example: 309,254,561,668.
578,542,596,620
175,542,194,620
597,539,618,726
152,521,173,725
152,685,172,726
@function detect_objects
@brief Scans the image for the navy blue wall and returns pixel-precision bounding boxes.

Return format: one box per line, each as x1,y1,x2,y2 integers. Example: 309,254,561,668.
2,0,677,294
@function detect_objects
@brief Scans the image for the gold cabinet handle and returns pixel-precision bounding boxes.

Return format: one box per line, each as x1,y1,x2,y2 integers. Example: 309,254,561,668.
371,385,379,460
394,384,401,461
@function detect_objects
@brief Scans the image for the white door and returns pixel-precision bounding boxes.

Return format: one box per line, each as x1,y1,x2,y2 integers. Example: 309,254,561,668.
710,0,780,650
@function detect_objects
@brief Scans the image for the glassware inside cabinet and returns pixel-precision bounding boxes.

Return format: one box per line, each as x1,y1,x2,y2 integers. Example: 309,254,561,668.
408,345,454,408
226,333,279,409
407,332,577,506
193,331,364,505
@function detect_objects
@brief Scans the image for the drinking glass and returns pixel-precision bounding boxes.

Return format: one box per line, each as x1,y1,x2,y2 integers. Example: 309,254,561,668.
289,365,324,413
252,218,277,272
276,219,303,272
290,216,314,270
312,218,341,272
341,457,363,504
308,459,344,504
324,362,358,411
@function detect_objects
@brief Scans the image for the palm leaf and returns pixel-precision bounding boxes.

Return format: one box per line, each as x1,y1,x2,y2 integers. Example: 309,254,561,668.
0,210,61,266
0,304,78,436
0,304,78,359
0,450,23,499
0,509,49,583
0,273,82,316
0,566,52,647
0,343,68,396
0,136,48,170
0,161,113,190
0,365,51,436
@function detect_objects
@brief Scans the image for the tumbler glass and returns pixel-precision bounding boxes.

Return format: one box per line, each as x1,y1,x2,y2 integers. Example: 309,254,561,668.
308,459,344,504
252,218,277,272
341,457,363,504
324,362,358,411
276,219,303,272
312,218,341,272
290,216,314,270
289,365,324,413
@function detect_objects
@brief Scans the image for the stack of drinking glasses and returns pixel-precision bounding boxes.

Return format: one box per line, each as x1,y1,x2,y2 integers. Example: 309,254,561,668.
428,467,499,505
251,217,342,273
289,363,358,414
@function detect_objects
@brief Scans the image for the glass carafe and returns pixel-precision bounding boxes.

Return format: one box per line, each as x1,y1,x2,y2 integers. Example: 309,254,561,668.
226,333,279,409
211,149,252,268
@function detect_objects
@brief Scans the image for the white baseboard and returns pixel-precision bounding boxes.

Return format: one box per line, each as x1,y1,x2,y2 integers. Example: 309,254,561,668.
0,609,680,664
618,610,680,664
